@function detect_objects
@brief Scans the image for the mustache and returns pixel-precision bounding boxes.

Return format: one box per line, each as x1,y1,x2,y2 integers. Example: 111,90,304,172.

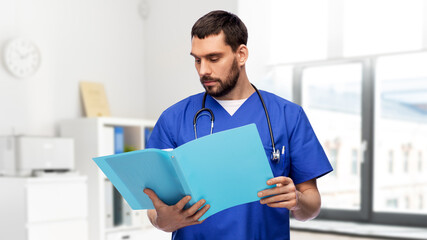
200,76,220,82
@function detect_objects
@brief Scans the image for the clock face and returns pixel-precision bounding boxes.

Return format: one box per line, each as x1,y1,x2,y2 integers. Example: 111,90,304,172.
3,38,41,78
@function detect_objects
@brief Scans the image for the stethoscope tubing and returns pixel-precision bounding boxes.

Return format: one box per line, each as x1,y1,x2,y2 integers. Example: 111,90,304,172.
251,84,278,157
193,84,280,162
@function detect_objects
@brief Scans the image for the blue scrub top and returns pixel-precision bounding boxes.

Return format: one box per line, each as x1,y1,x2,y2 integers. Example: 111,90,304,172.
146,90,333,240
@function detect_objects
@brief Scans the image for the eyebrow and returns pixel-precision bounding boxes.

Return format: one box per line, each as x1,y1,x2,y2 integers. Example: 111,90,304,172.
190,52,224,58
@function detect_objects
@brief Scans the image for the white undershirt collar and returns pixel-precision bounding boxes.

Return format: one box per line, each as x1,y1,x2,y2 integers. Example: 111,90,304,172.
213,98,248,116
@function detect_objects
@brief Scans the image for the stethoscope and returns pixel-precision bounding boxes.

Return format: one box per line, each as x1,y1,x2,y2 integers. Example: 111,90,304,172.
193,84,281,163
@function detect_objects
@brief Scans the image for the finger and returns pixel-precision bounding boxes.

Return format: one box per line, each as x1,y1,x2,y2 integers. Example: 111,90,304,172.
143,188,165,208
190,204,211,222
267,176,293,186
267,201,295,209
188,219,206,227
258,185,290,198
185,199,206,216
266,196,298,209
260,192,295,205
259,180,296,197
174,195,192,210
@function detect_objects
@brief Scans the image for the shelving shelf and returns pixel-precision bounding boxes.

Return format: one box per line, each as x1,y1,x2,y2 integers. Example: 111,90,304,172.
60,117,156,240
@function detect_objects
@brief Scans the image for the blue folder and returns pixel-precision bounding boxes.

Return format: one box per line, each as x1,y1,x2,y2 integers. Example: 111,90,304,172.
93,124,274,220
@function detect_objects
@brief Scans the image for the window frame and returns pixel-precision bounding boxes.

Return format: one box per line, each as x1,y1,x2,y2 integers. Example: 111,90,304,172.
291,54,427,227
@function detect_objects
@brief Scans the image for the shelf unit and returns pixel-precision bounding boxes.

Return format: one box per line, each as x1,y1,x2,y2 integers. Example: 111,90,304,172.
60,117,156,240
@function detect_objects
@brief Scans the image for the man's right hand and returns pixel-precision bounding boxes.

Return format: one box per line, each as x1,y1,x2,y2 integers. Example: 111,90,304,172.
143,188,210,232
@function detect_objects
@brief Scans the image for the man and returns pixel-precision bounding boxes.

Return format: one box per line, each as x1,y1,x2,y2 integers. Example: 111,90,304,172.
144,10,332,240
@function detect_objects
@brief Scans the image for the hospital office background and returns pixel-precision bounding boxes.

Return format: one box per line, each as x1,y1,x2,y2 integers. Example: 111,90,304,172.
1,0,427,239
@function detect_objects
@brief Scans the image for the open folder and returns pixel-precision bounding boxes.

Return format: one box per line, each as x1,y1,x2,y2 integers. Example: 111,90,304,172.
93,124,274,220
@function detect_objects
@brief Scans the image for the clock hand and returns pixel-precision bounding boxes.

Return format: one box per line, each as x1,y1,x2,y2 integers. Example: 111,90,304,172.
16,49,30,59
20,50,36,60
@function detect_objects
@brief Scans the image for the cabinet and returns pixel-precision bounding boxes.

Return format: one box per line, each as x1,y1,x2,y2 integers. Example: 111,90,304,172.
0,176,88,240
60,117,156,240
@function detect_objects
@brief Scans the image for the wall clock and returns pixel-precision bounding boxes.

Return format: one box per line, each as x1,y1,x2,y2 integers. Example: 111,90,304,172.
3,38,41,78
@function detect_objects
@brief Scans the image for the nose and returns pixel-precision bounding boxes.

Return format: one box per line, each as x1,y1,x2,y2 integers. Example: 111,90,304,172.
198,60,212,77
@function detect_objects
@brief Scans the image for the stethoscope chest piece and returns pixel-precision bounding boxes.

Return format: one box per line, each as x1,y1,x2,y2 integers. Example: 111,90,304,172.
270,148,280,163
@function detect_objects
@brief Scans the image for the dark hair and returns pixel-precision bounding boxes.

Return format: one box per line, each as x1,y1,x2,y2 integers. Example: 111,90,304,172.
191,10,248,52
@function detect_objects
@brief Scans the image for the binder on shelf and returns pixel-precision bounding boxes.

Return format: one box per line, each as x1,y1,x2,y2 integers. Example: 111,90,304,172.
103,126,115,228
113,126,125,226
114,127,124,154
103,126,115,156
113,187,123,226
101,126,115,177
104,179,114,228
131,210,143,227
93,124,274,220
122,198,133,226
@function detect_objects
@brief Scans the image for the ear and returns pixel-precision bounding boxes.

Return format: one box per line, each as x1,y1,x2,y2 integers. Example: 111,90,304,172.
236,44,248,67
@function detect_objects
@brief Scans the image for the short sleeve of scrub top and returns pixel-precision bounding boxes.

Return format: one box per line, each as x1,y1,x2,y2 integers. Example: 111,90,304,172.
146,111,176,150
287,107,332,184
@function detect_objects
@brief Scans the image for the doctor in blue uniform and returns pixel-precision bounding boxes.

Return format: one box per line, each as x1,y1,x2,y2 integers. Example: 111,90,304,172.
143,10,333,240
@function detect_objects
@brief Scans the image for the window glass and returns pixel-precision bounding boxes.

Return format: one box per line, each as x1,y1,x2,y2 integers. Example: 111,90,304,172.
253,66,293,101
351,149,358,175
270,0,328,63
374,52,427,214
302,63,362,210
343,0,424,56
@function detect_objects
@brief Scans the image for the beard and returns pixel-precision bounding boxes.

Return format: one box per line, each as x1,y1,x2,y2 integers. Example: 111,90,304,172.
200,59,240,98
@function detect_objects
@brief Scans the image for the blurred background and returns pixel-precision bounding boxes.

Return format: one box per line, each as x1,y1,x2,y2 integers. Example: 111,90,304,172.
0,0,426,239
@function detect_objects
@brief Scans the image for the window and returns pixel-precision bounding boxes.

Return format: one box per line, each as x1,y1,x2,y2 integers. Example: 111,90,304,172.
269,0,329,63
351,149,358,175
405,196,411,209
244,0,427,66
252,66,293,101
343,0,424,57
291,52,427,226
403,149,410,174
388,150,394,174
328,148,338,176
386,199,399,208
240,0,427,228
374,52,427,215
301,62,362,211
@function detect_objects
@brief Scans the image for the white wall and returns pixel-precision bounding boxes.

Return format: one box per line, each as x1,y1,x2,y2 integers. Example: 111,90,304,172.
0,0,146,136
0,0,239,136
238,0,273,90
143,0,238,119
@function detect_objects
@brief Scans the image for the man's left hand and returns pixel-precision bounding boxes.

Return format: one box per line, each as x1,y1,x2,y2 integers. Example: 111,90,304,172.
257,176,300,210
